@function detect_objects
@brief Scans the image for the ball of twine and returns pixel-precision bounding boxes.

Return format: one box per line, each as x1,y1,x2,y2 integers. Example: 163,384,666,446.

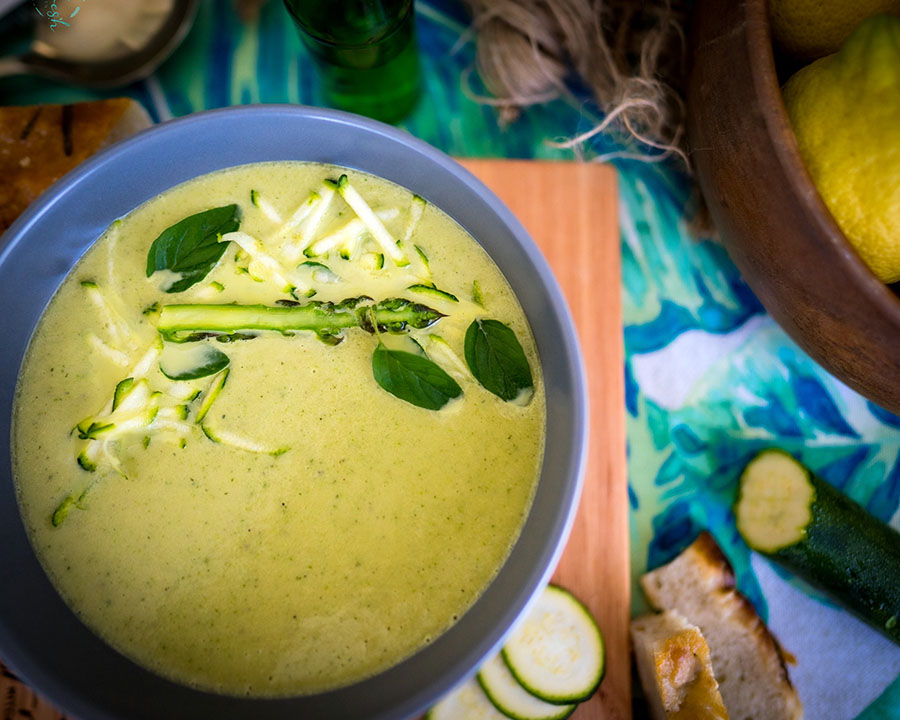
464,0,690,169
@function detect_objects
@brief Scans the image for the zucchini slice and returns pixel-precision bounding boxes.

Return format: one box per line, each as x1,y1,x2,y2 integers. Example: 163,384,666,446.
200,423,289,456
415,244,430,272
408,284,459,304
478,655,575,720
501,585,605,704
194,368,229,424
736,449,900,645
426,677,508,720
112,378,135,411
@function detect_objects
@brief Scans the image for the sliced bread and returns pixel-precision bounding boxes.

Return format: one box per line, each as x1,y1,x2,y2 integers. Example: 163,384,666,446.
641,532,803,720
631,609,729,720
0,98,152,232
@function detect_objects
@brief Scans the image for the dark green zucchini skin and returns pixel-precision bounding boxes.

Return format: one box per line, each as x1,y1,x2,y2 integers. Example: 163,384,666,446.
762,468,900,645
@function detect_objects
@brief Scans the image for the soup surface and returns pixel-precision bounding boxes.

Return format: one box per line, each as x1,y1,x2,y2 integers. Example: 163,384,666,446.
13,162,545,696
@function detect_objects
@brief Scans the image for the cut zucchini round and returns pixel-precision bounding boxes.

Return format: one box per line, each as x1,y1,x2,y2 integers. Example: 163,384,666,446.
501,585,605,704
736,449,900,645
426,677,509,720
477,654,575,720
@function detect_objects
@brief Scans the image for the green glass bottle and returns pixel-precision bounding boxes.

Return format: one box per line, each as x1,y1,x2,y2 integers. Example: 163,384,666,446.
283,0,420,123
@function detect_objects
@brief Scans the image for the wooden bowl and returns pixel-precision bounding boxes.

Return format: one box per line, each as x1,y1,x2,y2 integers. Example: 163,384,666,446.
687,0,900,414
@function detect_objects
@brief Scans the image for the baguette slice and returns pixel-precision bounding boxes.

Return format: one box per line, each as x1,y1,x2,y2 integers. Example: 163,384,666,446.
0,99,152,232
641,532,803,720
631,610,729,720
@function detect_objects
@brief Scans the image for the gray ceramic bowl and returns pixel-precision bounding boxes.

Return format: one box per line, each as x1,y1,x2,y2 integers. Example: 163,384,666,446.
0,105,587,720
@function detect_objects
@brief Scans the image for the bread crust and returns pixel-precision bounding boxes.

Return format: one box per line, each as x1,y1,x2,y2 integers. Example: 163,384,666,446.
641,532,803,720
631,610,730,720
0,99,151,232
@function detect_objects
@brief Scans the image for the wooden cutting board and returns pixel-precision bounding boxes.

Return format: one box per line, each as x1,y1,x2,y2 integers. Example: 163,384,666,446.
1,159,628,720
461,160,628,720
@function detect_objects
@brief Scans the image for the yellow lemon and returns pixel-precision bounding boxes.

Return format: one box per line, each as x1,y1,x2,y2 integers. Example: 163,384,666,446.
770,0,900,61
783,14,900,283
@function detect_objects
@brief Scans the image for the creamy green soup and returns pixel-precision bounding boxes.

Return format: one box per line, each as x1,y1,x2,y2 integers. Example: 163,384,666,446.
13,162,544,696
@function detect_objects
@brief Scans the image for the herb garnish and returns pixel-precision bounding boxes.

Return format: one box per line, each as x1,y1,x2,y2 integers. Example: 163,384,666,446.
464,319,534,402
372,343,462,411
146,205,241,293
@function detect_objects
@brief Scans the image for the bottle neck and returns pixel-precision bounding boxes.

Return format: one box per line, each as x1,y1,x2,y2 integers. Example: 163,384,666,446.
283,0,412,47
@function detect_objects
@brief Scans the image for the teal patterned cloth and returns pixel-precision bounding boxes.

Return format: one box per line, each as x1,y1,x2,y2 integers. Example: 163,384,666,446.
3,1,900,716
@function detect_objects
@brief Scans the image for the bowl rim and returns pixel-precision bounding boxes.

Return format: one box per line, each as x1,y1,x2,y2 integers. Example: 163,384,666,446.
0,104,588,720
747,0,900,327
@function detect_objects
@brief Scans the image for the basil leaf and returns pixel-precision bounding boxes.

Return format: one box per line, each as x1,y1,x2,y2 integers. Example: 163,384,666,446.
372,344,462,410
464,319,533,402
146,205,240,293
159,343,230,381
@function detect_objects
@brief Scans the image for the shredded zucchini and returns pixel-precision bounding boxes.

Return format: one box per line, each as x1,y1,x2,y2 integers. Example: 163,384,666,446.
298,261,341,284
250,189,283,223
195,368,229,424
194,281,226,300
105,219,123,288
224,231,308,297
335,175,407,266
425,335,471,382
201,423,289,456
303,208,398,259
408,284,459,304
279,184,336,261
87,333,130,366
360,252,385,271
51,496,77,527
402,195,426,244
472,280,485,307
82,280,139,352
278,190,319,236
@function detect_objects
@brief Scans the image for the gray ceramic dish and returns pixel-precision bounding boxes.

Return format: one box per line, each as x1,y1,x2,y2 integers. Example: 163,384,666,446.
0,105,587,720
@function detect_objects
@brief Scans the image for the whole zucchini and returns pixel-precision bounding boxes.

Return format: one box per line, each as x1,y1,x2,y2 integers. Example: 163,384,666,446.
735,448,900,645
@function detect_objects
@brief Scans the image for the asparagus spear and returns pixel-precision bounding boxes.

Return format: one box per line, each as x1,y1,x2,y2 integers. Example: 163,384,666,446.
157,297,444,342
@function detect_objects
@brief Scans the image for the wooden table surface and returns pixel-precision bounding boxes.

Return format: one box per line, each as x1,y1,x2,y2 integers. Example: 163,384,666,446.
2,158,628,720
